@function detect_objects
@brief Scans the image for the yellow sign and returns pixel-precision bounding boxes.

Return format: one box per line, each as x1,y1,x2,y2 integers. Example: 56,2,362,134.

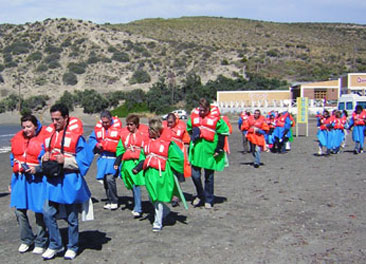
297,97,308,124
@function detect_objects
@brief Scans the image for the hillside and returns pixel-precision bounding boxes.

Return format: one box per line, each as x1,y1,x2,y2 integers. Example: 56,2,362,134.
1,17,366,101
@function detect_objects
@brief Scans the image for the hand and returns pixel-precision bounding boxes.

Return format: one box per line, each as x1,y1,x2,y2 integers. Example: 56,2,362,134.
132,169,138,174
8,185,11,193
113,165,118,170
42,152,50,162
25,166,36,174
213,152,220,157
96,143,103,150
55,154,65,164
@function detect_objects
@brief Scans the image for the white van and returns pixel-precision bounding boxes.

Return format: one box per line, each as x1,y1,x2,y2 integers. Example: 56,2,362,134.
337,94,366,115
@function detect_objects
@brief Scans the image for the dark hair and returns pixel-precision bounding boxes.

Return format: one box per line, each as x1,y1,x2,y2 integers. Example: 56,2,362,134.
21,114,38,127
126,114,140,126
356,105,363,112
342,109,348,117
50,103,69,117
199,98,210,110
167,113,177,121
100,110,112,120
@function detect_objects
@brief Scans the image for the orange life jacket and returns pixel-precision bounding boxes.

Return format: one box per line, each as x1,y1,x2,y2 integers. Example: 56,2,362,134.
275,112,289,128
94,117,122,153
44,130,80,160
245,115,269,148
143,138,170,174
120,129,147,160
163,120,190,148
333,118,344,130
352,111,366,126
319,116,331,130
45,116,83,136
190,106,220,142
11,128,45,173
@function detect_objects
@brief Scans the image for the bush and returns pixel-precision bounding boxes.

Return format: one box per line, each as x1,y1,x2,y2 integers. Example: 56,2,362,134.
0,64,4,72
3,41,32,55
221,59,229,65
23,95,49,111
26,52,43,62
111,102,148,117
44,44,62,54
67,62,87,74
129,69,151,84
56,91,75,111
112,51,129,62
62,72,78,85
36,64,48,72
44,53,60,63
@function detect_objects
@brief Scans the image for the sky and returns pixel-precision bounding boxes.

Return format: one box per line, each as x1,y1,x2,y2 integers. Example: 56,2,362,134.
1,0,366,25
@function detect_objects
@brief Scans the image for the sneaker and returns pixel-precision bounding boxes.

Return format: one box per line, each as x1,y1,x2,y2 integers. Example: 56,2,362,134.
42,247,64,260
131,210,142,218
97,180,104,185
254,164,259,168
204,203,213,209
64,249,77,260
18,243,30,253
110,203,118,210
32,246,45,255
152,226,162,232
192,197,202,207
103,203,111,210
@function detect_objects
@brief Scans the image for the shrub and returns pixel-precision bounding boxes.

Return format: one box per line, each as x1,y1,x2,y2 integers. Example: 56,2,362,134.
56,91,75,111
67,62,87,74
36,64,48,72
22,95,49,111
3,41,32,55
44,53,60,63
44,44,62,54
221,59,229,65
129,69,151,84
112,51,129,62
26,51,43,62
0,64,4,72
62,72,78,85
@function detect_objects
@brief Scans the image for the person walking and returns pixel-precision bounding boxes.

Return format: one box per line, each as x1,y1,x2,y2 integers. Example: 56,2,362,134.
9,114,48,254
241,109,269,168
187,98,229,209
88,110,122,210
41,103,92,260
114,114,148,217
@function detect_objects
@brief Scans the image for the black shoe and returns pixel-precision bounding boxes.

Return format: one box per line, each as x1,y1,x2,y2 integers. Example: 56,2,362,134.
254,164,259,168
354,150,359,155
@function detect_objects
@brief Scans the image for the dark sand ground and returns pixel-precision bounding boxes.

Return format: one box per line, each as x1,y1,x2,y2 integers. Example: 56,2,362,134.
0,119,366,263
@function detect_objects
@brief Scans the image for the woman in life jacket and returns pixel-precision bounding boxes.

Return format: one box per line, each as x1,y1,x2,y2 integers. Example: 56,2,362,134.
348,105,366,154
9,114,48,254
132,118,186,232
317,109,332,155
114,114,148,218
331,110,346,154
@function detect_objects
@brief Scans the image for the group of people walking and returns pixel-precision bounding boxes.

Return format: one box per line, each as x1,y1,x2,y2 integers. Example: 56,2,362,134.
9,98,230,260
317,106,366,155
238,109,295,168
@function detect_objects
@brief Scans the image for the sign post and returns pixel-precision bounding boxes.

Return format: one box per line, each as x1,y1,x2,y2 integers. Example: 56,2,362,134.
296,97,308,137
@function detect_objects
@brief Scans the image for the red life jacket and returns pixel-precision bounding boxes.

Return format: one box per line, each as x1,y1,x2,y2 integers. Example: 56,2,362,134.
319,116,331,130
247,115,266,133
94,117,122,153
162,120,188,148
240,113,250,131
120,129,147,160
143,138,170,174
275,112,289,128
190,106,220,142
45,116,83,136
352,111,366,126
11,128,45,173
333,118,344,130
44,130,80,160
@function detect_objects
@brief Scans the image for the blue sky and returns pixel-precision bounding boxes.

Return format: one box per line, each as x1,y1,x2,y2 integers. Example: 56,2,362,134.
1,0,366,25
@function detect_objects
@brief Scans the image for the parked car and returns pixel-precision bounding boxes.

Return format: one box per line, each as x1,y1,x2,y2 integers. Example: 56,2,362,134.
162,109,188,120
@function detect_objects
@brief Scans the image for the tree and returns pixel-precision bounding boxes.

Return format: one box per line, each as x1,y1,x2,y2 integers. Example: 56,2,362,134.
146,78,172,114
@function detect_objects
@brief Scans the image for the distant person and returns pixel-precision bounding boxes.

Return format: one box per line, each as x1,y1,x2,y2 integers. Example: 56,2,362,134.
88,111,122,210
316,110,332,155
187,98,229,209
114,114,147,218
273,111,292,153
348,105,366,154
330,111,346,154
238,110,251,153
132,118,186,232
41,103,92,260
241,109,269,168
9,114,48,254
